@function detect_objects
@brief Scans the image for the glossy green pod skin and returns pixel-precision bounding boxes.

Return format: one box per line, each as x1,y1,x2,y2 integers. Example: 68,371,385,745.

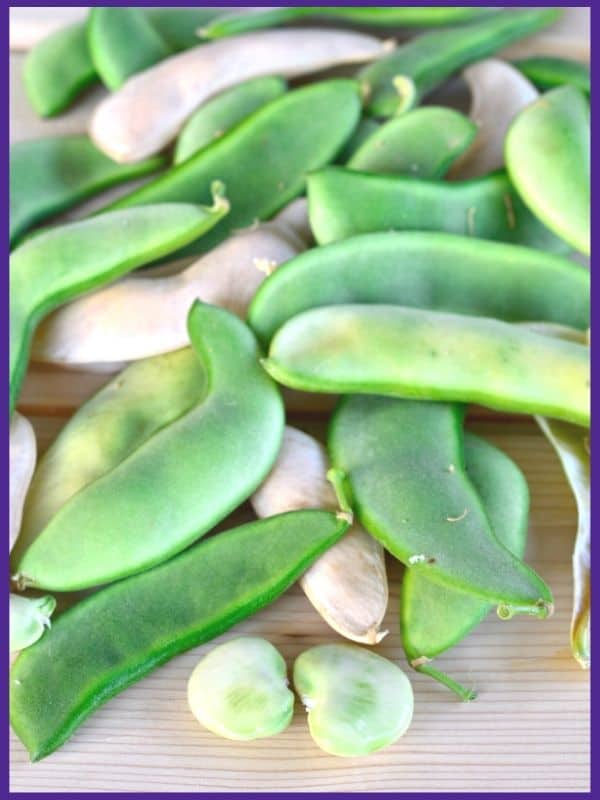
358,8,560,117
401,433,529,700
328,396,552,616
174,77,287,164
202,7,499,39
264,305,590,426
512,56,590,94
23,22,97,117
87,6,172,90
337,118,380,163
248,232,589,347
307,167,569,253
10,509,349,762
108,81,362,259
348,107,476,178
10,135,164,246
14,303,284,591
505,86,590,255
9,189,228,416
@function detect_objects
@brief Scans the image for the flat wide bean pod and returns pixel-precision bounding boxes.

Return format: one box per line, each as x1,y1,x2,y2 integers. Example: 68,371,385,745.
14,303,284,591
87,6,172,90
264,305,590,426
201,6,497,38
32,218,305,366
10,510,349,761
89,31,387,163
347,107,476,178
252,427,388,644
9,190,228,415
328,397,552,616
505,86,590,255
402,433,529,700
108,82,362,258
307,167,568,253
9,413,36,554
10,135,164,246
512,56,590,94
248,232,589,346
174,77,288,164
358,8,559,117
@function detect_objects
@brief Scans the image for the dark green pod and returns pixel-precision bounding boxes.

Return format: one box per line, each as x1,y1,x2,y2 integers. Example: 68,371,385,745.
10,509,349,761
307,166,570,253
10,135,164,246
512,56,590,94
358,8,560,117
248,231,589,346
401,433,530,700
328,396,553,616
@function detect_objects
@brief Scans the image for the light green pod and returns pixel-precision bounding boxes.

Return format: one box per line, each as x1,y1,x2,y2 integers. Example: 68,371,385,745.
293,643,413,757
328,397,553,616
187,637,294,740
145,8,231,51
202,7,499,39
109,81,362,259
358,8,560,117
10,594,56,653
264,305,589,426
23,22,97,117
401,433,530,700
10,135,164,246
174,77,287,164
512,56,590,95
248,232,589,347
14,303,284,592
9,187,228,415
87,6,172,90
348,107,476,178
505,86,590,255
307,167,568,253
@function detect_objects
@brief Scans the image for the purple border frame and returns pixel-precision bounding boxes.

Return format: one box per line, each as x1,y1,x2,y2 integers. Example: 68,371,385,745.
4,1,593,797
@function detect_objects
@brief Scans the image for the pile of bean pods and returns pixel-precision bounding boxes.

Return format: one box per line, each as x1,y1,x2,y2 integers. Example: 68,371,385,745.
9,6,590,762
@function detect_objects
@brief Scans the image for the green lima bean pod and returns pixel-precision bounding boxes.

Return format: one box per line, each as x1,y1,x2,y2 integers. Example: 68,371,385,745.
248,231,589,346
14,302,284,591
328,397,552,618
11,509,349,761
358,8,560,117
512,56,590,94
401,432,530,700
9,187,228,416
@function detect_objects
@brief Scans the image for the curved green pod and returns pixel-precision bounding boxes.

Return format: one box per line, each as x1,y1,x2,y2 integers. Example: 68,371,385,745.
347,106,476,178
358,8,560,117
328,396,552,617
10,509,349,762
512,56,590,94
14,303,284,592
145,7,231,52
307,167,568,253
23,22,97,117
264,305,590,426
108,81,362,259
174,77,287,164
505,86,590,255
248,232,589,347
10,135,164,247
401,433,530,700
9,186,228,416
201,7,499,39
337,117,380,163
87,6,172,90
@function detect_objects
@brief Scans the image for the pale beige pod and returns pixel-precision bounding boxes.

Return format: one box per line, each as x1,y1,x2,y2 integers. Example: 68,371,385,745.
89,29,393,162
251,426,388,644
32,215,306,367
450,59,538,180
9,412,36,554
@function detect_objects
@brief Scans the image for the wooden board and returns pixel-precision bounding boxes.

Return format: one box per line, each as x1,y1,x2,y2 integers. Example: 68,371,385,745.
9,11,590,792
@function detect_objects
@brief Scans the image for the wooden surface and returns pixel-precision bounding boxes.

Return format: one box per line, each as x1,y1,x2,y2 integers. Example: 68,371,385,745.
9,9,590,793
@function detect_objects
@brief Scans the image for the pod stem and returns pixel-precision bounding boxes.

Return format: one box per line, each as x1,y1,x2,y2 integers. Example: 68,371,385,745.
326,468,354,524
415,662,478,702
496,599,554,620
